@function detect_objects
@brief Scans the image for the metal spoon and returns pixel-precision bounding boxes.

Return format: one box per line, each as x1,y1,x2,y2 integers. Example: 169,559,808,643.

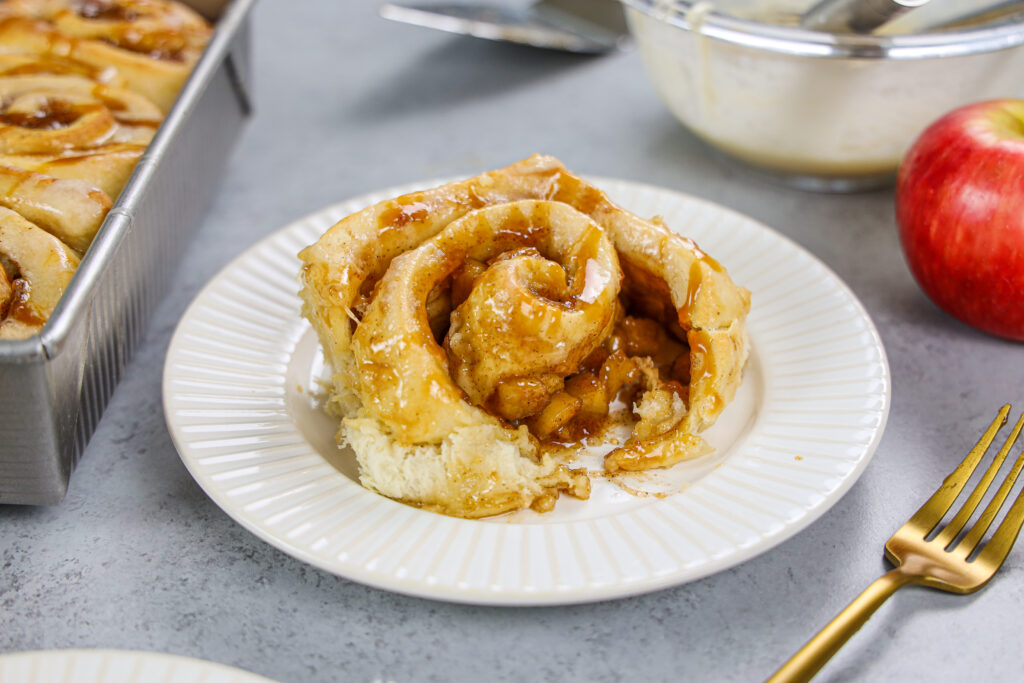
799,0,931,33
878,0,1024,33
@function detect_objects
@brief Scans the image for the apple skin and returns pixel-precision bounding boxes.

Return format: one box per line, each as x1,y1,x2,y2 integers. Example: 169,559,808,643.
896,99,1024,342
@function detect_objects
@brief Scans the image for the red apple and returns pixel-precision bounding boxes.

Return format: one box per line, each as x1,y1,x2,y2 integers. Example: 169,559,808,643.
896,99,1024,342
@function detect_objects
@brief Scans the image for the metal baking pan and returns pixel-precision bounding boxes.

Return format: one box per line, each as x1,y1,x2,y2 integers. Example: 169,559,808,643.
0,0,256,504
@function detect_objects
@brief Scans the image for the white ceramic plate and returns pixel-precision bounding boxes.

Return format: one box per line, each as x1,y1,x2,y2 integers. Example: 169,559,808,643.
0,650,273,683
163,177,890,605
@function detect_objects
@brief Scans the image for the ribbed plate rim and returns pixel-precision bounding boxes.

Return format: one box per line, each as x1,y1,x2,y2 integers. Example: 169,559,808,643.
0,649,274,682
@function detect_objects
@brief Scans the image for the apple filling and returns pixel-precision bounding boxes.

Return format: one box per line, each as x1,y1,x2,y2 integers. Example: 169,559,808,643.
519,312,691,446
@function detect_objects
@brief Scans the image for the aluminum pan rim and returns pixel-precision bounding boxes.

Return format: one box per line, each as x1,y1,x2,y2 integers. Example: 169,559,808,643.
621,0,1024,59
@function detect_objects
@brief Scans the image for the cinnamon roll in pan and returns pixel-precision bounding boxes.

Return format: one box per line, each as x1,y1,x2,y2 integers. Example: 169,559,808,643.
0,165,111,252
0,143,145,198
0,52,127,86
0,0,209,340
0,74,163,150
0,206,79,339
0,70,161,207
0,72,162,252
0,0,212,113
300,155,751,519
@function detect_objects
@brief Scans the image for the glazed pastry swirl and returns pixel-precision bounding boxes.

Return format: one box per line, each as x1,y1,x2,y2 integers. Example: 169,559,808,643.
0,74,162,151
0,0,213,112
0,206,79,339
354,199,621,443
0,71,161,165
0,166,111,253
0,52,128,86
300,155,750,517
0,72,162,252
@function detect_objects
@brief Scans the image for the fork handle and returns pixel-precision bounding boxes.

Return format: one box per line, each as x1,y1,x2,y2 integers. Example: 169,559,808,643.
767,568,917,683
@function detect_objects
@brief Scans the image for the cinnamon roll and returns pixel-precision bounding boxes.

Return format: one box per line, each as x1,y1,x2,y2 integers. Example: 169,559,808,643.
0,0,212,112
0,69,159,203
0,206,79,339
0,52,126,86
0,142,145,199
0,165,111,252
0,71,162,253
0,73,162,149
300,155,751,518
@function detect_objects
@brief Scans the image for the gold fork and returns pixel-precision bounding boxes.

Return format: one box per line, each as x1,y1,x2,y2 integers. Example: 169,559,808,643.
768,404,1024,683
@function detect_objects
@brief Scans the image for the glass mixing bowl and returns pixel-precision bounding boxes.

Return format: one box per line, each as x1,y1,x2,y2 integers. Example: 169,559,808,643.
622,0,1024,191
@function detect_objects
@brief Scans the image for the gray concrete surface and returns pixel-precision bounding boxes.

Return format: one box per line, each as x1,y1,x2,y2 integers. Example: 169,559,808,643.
2,1,1023,681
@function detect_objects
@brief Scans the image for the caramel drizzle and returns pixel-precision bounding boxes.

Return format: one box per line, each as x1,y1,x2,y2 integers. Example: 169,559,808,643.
74,0,140,22
2,277,45,326
0,100,86,130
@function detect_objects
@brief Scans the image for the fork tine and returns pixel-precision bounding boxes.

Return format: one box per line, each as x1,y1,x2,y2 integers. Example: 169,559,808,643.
960,418,1024,557
974,460,1024,573
937,412,1024,549
906,405,1010,535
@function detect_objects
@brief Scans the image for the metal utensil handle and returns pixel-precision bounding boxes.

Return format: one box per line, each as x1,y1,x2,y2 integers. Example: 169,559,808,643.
801,0,931,33
766,569,917,683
